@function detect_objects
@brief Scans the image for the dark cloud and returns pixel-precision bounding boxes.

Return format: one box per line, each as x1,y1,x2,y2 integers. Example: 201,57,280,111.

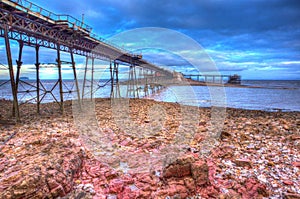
35,0,300,33
1,0,299,79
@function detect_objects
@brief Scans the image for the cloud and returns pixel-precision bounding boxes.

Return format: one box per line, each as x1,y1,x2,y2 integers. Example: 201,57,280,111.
0,0,299,79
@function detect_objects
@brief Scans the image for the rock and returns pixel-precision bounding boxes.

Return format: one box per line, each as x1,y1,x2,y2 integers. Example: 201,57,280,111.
239,178,268,198
220,189,242,199
283,193,300,199
219,194,226,199
267,161,275,166
233,159,252,168
163,155,195,178
283,180,293,185
292,162,300,167
169,184,188,198
191,160,209,186
194,133,205,142
291,135,300,140
138,174,155,185
109,179,124,193
1,98,299,198
61,190,93,199
184,177,195,191
163,163,191,178
220,131,231,139
283,125,290,130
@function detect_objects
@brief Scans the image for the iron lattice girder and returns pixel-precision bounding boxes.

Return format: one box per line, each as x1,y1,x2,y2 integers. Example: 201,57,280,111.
0,8,113,59
0,6,173,76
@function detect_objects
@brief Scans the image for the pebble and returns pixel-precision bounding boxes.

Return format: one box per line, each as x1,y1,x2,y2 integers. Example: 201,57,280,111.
0,99,299,198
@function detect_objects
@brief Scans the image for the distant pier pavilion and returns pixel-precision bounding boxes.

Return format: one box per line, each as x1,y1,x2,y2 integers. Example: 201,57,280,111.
183,74,241,84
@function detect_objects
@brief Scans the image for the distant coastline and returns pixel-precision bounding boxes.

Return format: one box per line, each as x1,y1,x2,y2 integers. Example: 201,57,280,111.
182,78,298,90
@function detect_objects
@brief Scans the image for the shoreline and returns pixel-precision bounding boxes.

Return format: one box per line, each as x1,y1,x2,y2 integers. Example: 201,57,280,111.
0,98,299,198
1,96,299,114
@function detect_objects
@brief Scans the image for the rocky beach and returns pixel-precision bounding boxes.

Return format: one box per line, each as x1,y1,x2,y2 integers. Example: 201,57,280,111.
0,98,299,199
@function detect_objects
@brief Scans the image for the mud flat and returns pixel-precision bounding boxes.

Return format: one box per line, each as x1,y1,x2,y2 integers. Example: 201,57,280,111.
0,99,299,199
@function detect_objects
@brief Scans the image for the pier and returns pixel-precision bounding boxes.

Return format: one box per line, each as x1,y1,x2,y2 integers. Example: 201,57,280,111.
183,74,241,84
0,0,173,121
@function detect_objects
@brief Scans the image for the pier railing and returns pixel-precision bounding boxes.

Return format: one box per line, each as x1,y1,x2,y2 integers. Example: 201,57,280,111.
5,0,92,32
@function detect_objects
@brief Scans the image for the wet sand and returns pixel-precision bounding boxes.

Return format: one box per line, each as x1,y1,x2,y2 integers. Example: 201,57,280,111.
0,99,299,198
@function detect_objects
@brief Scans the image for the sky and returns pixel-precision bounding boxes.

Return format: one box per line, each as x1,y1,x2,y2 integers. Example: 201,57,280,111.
1,0,300,80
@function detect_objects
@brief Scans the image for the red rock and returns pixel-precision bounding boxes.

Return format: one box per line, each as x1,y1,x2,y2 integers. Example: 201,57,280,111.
206,185,220,198
109,179,124,193
86,166,102,177
191,160,209,186
212,146,234,158
47,178,60,190
136,183,150,192
291,135,300,140
283,125,290,130
138,174,154,185
153,189,168,198
122,175,134,184
50,185,66,197
220,131,231,138
194,133,205,142
140,190,151,198
238,178,268,198
175,185,188,195
164,184,188,197
118,186,138,199
196,185,219,198
233,159,252,168
163,156,195,178
283,180,293,185
283,193,300,199
2,97,299,198
207,159,217,183
120,138,132,146
167,179,185,186
105,170,118,179
224,189,242,199
184,177,196,191
292,162,300,167
93,193,106,199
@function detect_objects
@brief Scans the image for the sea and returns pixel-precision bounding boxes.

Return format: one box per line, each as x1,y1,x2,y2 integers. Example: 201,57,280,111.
0,80,299,112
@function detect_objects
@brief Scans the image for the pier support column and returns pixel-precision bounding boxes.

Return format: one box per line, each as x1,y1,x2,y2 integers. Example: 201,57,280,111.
134,65,139,98
14,41,23,117
110,60,114,98
82,57,88,100
138,67,142,83
15,41,23,91
35,45,40,114
70,49,81,108
91,57,95,100
56,44,64,113
127,64,139,98
114,61,120,98
4,26,20,121
127,65,133,98
144,69,149,97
